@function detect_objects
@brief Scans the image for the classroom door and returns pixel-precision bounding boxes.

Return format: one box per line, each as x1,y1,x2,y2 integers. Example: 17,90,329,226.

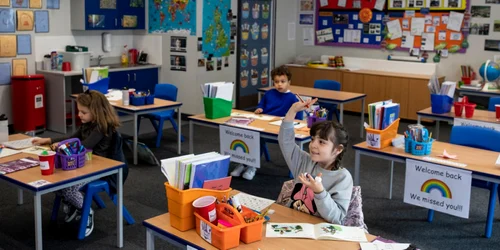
236,0,274,110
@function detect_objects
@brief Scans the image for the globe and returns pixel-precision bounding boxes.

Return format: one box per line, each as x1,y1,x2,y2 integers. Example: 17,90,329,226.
479,61,500,82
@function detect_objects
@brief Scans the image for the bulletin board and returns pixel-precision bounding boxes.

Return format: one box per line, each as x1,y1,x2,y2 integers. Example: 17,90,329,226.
319,0,381,10
386,12,465,53
316,10,386,49
388,0,467,11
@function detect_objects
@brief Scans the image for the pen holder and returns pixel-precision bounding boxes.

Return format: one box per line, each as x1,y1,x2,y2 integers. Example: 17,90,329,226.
307,116,327,128
130,95,146,106
195,203,244,250
145,94,155,105
365,118,400,149
430,94,453,114
203,97,232,119
55,138,86,170
405,137,434,156
238,205,265,244
461,77,472,85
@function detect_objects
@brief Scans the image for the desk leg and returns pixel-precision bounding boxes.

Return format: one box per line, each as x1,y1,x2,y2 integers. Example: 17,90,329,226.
72,99,76,133
177,107,181,155
417,115,421,125
133,113,138,165
389,161,394,200
354,150,360,186
435,121,440,140
18,189,23,205
189,121,194,154
146,228,155,250
360,98,365,138
34,193,43,250
117,168,124,248
339,103,344,124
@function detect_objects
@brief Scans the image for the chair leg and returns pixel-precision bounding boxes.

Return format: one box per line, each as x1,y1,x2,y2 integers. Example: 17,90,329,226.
149,117,160,133
261,142,270,162
427,209,434,222
78,187,95,240
155,119,165,148
168,117,185,142
112,194,136,225
51,195,62,221
93,193,106,209
485,183,498,238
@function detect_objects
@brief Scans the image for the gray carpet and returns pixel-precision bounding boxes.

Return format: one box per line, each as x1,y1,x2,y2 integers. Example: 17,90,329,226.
0,114,498,250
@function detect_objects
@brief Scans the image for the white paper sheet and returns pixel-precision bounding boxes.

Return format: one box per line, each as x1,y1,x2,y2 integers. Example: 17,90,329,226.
360,242,411,250
411,18,425,36
447,11,464,32
438,31,446,40
303,27,314,45
420,32,435,51
344,29,352,42
353,14,358,21
352,29,361,43
374,0,386,11
320,0,328,7
401,31,414,48
442,15,449,25
402,19,409,29
404,10,415,18
424,15,432,25
387,19,402,40
288,22,296,41
316,28,334,43
338,0,347,7
450,32,462,41
234,192,275,212
363,38,369,43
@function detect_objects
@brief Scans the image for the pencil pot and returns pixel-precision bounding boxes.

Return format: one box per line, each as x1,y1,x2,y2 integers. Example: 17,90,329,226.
464,103,476,118
461,77,471,85
307,116,327,128
203,97,232,119
195,203,243,250
238,205,265,244
145,95,155,105
54,138,86,170
430,94,453,114
407,138,434,156
365,118,400,149
130,95,146,106
82,78,109,94
164,182,231,231
404,137,411,153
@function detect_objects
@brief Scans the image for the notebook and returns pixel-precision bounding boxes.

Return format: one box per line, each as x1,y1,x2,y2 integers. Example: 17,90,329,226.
1,138,38,149
265,222,367,242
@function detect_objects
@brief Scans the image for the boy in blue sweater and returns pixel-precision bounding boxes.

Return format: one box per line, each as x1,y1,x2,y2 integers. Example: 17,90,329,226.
231,65,301,180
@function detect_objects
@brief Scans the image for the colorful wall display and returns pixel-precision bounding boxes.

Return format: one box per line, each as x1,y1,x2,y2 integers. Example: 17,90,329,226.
148,0,196,35
202,0,231,58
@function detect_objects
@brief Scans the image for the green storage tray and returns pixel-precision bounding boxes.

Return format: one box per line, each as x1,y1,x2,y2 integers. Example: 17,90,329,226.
203,97,232,119
66,45,89,52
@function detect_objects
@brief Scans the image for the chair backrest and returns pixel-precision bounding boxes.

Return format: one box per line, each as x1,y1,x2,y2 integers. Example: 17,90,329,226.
450,126,500,152
314,80,341,91
155,83,178,102
488,97,500,111
343,186,368,231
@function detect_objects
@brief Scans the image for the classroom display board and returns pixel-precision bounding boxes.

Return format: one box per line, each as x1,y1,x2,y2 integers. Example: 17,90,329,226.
319,0,381,10
317,10,386,48
388,0,467,11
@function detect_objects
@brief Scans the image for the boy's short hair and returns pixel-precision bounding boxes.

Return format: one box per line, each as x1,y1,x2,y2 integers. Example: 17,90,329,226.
271,66,292,81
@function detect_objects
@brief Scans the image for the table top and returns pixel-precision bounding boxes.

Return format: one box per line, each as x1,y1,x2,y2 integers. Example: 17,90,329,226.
188,109,311,140
353,138,500,177
457,87,500,94
258,86,366,102
70,94,182,112
417,107,498,123
143,203,376,250
0,134,125,192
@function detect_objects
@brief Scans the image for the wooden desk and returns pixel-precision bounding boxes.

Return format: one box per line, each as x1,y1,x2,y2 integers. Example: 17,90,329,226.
1,134,126,250
417,107,498,140
258,85,366,138
70,95,183,165
143,203,376,250
457,87,500,98
188,109,311,154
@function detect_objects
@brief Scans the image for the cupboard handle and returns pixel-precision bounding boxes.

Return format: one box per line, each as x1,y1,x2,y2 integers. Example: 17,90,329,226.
134,73,136,82
115,18,117,26
127,74,130,82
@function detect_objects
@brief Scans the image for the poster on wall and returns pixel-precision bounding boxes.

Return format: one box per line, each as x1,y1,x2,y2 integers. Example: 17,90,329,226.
202,0,231,58
148,0,196,35
237,0,273,108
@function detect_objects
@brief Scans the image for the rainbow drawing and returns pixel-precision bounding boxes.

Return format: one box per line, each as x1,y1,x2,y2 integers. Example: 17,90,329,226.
421,179,452,199
230,139,249,154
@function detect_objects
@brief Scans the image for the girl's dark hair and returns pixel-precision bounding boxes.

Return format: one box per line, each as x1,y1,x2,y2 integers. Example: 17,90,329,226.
309,121,349,170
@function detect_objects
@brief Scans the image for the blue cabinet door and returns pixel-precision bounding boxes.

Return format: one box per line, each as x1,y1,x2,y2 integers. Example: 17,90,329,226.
109,71,130,90
117,1,145,29
85,0,118,30
132,68,158,93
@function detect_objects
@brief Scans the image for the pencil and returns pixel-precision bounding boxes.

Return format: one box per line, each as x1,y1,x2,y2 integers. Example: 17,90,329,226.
295,94,310,108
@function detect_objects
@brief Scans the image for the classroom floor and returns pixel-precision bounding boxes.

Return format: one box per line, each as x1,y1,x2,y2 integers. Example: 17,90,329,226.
0,114,498,250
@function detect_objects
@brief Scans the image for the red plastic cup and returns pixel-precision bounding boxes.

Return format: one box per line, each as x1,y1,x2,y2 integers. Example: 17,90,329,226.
39,152,56,175
495,105,500,119
461,77,471,85
464,103,476,118
62,62,71,71
193,196,217,223
454,102,464,117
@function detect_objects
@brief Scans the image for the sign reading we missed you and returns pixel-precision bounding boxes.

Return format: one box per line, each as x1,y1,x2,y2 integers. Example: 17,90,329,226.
219,125,260,169
454,118,500,132
404,159,472,218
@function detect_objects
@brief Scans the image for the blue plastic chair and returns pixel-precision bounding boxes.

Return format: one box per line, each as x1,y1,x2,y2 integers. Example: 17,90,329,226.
314,80,341,121
488,97,500,111
137,83,185,147
427,126,500,238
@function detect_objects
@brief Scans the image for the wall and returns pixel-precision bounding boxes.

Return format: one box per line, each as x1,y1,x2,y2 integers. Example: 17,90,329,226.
289,1,500,81
274,0,297,67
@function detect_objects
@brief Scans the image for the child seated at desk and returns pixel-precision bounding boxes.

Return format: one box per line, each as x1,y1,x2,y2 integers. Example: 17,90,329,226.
33,90,126,237
231,65,302,180
277,98,353,224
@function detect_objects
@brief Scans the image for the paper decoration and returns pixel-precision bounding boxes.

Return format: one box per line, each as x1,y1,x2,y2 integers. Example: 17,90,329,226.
100,0,116,9
29,0,42,8
12,0,27,8
359,8,372,23
0,9,15,33
47,0,59,9
447,11,464,32
401,31,414,48
16,10,34,31
410,17,425,36
12,58,27,76
0,35,16,57
16,34,31,55
0,0,10,7
0,63,11,85
34,10,49,33
386,19,402,40
316,28,334,43
420,32,435,51
122,15,137,28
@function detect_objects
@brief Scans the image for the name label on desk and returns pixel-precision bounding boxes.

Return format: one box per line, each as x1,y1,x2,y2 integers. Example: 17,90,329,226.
454,118,500,132
404,159,472,219
219,125,261,168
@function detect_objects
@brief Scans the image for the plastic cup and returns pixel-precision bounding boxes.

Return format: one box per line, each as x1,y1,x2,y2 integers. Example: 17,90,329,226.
85,149,92,161
39,152,56,175
193,196,217,223
496,105,500,120
464,103,476,118
62,62,71,71
453,102,464,117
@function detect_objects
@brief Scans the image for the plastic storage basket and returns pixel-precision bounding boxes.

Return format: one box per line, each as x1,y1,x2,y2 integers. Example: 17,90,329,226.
55,138,86,170
405,138,434,156
203,97,232,119
365,119,400,149
430,94,453,114
82,78,109,94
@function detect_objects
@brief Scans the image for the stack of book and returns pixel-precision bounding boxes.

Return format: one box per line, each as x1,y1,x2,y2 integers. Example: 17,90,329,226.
82,67,109,84
368,100,400,130
201,82,234,101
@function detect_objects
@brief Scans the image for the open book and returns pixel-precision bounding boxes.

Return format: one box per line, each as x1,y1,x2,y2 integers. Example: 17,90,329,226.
266,223,367,242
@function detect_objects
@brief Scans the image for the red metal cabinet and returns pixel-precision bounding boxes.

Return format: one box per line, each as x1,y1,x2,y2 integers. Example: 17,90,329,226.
11,75,46,132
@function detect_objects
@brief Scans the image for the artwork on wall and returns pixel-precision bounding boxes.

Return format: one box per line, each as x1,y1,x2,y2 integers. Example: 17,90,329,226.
0,63,11,85
34,10,49,33
29,0,42,9
0,0,10,7
0,9,16,33
202,0,231,58
0,35,16,57
17,10,34,31
12,58,27,76
171,36,187,52
47,0,60,9
12,0,28,8
16,34,31,55
170,55,186,71
100,0,116,9
148,0,196,35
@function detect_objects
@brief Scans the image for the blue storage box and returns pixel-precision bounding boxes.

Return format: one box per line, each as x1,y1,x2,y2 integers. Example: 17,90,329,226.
430,94,453,114
145,95,155,105
82,78,109,94
405,137,434,156
130,96,146,106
